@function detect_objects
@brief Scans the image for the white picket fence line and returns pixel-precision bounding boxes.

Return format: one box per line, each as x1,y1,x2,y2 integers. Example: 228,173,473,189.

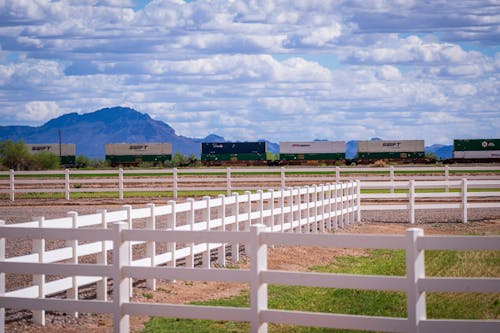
0,182,361,332
1,222,499,333
1,165,499,201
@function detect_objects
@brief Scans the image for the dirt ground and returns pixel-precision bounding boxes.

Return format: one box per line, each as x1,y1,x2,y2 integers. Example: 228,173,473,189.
1,199,499,333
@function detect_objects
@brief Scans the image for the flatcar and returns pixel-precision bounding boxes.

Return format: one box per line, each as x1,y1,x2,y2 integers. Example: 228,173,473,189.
26,143,76,166
105,143,172,167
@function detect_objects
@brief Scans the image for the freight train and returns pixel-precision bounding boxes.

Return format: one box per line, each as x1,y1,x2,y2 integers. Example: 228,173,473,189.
25,138,499,168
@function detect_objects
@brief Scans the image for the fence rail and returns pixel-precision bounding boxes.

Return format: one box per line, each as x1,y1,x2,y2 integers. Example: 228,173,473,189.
1,165,499,200
1,219,499,333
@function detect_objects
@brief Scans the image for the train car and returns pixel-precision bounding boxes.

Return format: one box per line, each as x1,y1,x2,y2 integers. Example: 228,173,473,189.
105,143,172,167
26,143,76,166
356,140,425,162
201,142,273,165
279,141,345,165
452,139,500,161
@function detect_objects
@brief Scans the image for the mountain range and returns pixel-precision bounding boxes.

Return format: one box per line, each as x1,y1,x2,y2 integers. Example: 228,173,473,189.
0,106,453,159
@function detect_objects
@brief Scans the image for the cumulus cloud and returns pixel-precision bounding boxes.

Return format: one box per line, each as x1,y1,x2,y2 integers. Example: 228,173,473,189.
0,0,498,145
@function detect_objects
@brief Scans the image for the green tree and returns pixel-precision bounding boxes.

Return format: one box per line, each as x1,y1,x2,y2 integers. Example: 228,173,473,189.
76,155,90,168
0,140,33,170
32,151,61,170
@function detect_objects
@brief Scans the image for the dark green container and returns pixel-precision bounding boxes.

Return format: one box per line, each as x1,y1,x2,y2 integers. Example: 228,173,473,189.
357,152,425,159
106,154,171,164
202,142,267,154
454,139,500,151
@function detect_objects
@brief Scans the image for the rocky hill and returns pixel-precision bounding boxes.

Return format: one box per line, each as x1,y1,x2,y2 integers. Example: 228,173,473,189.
0,107,223,158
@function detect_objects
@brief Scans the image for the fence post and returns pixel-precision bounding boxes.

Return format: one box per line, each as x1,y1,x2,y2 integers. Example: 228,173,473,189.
445,165,450,193
9,170,14,202
268,189,275,231
122,205,133,290
462,178,468,223
167,200,177,270
231,192,240,263
326,184,332,231
319,184,325,233
390,166,395,194
226,167,231,196
118,168,124,200
305,186,311,233
112,222,130,333
33,216,45,326
203,196,211,269
409,180,415,224
173,168,178,199
339,184,344,229
280,167,286,189
65,169,70,200
356,180,361,224
66,211,79,318
218,194,226,266
257,190,264,225
280,188,285,232
335,166,340,183
245,191,252,231
333,183,338,230
406,228,426,333
0,220,5,333
146,203,156,290
186,198,195,269
97,209,108,300
250,224,268,333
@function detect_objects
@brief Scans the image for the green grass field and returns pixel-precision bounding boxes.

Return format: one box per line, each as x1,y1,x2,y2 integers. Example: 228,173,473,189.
143,249,500,333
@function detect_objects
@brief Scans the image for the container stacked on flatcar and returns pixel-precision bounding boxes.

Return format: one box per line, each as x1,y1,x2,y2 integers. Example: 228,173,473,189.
26,143,76,166
279,141,345,164
356,140,425,162
105,143,172,166
452,139,500,161
201,142,272,165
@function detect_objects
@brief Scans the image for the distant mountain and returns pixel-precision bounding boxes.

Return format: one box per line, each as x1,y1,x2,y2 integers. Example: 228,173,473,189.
425,144,453,159
0,107,225,158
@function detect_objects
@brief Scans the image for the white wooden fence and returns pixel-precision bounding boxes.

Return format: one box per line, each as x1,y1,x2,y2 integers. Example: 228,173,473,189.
1,165,499,201
1,221,499,333
0,182,361,332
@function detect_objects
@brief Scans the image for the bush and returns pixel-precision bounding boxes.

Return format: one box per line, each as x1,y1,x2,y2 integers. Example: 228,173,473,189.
32,151,61,170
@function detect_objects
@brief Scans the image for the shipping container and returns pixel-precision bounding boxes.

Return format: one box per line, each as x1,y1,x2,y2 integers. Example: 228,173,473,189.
279,141,345,160
105,143,172,165
454,139,500,151
26,143,76,165
201,142,267,155
453,151,500,159
357,140,424,160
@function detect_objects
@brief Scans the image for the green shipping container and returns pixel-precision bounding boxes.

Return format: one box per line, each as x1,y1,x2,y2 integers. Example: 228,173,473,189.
201,153,272,161
279,153,345,161
357,152,425,159
106,154,172,164
454,139,500,151
60,156,76,166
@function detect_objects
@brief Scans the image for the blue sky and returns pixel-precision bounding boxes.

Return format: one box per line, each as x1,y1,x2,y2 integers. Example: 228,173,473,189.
0,0,499,145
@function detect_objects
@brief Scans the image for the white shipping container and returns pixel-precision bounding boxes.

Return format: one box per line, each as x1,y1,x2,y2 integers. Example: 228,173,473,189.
26,143,76,156
357,140,424,153
105,143,172,155
453,150,500,159
280,141,345,154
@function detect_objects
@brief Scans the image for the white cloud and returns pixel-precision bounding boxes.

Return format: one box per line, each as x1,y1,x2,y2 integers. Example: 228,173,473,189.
20,101,62,122
0,0,497,145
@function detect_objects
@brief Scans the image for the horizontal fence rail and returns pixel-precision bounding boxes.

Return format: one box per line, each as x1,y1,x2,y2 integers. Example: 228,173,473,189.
1,220,499,333
1,165,499,201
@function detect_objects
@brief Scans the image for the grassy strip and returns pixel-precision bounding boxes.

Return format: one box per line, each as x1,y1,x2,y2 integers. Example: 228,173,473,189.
2,188,498,201
143,249,500,332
